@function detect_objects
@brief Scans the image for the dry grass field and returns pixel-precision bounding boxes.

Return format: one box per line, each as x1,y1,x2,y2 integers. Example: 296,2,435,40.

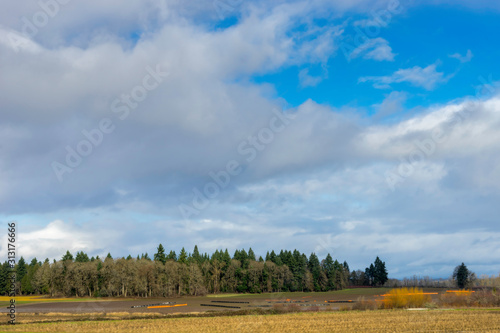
1,309,499,332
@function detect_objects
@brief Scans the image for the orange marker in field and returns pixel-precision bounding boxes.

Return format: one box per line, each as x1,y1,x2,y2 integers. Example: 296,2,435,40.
147,304,187,309
380,293,437,296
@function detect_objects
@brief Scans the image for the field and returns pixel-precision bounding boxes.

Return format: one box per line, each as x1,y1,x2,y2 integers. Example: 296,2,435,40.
1,289,499,332
1,309,499,332
0,288,396,316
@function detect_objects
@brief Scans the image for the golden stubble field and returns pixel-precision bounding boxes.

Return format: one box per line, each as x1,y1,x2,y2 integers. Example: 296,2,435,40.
1,309,499,333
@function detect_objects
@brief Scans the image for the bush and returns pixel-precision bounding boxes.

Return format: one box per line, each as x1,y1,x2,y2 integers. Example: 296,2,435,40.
309,305,320,312
470,289,500,306
439,291,468,307
382,287,431,309
338,305,351,311
352,297,379,311
271,303,301,314
439,289,500,307
424,302,438,309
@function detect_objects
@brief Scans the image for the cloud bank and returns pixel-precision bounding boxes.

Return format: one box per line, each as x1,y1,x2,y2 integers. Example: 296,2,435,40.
1,0,500,278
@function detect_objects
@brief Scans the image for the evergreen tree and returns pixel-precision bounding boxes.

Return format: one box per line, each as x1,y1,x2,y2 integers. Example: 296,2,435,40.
294,251,308,291
286,252,297,274
154,244,167,264
274,256,283,266
373,256,388,286
22,262,39,294
322,253,335,290
269,250,277,263
0,262,9,295
453,263,474,289
75,251,90,263
308,253,321,291
29,258,38,267
17,257,27,282
240,249,249,269
106,253,113,259
322,254,334,272
212,249,221,262
62,251,74,261
20,258,41,295
278,250,285,263
333,260,347,290
222,249,232,268
192,245,201,263
248,248,256,261
365,264,375,286
167,250,177,261
16,257,28,294
343,261,350,272
178,247,188,264
233,249,240,260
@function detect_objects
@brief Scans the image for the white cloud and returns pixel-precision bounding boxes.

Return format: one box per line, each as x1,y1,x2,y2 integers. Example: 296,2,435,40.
339,220,365,231
353,17,389,28
449,49,474,63
359,97,500,158
298,68,327,87
0,28,42,53
373,91,407,118
10,220,114,260
350,38,396,61
359,63,451,90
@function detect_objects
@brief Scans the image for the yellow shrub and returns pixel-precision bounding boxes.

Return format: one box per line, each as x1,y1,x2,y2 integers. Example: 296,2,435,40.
383,287,431,308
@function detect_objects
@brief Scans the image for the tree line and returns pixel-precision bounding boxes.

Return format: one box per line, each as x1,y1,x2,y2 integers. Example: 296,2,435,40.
0,245,388,297
379,263,479,289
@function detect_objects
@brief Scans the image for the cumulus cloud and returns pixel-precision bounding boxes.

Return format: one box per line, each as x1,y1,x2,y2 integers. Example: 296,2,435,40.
359,63,451,90
5,220,117,261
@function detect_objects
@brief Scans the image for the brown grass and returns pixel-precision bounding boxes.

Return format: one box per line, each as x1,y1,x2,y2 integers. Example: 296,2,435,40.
351,296,378,310
1,309,500,332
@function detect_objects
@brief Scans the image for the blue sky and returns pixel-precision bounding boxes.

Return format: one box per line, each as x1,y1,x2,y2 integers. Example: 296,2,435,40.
254,5,500,111
1,0,500,279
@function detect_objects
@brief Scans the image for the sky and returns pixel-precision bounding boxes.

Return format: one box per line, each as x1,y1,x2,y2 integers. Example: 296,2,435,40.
1,0,500,279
